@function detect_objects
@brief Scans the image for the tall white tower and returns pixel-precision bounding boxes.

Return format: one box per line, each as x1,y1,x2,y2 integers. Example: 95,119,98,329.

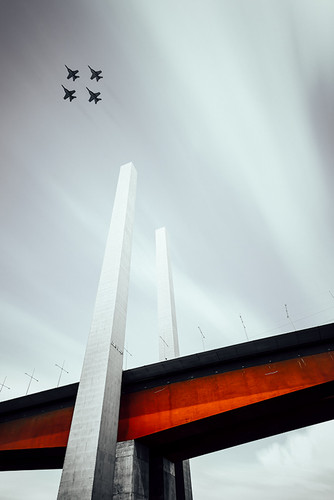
58,163,137,499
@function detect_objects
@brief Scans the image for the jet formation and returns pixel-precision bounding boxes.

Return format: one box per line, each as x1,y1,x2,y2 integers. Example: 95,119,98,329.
88,66,103,81
62,85,76,102
65,65,80,81
86,87,102,104
62,66,103,103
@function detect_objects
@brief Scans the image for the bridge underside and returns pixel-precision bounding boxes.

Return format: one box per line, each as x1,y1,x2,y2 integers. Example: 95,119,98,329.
1,323,334,470
141,379,334,461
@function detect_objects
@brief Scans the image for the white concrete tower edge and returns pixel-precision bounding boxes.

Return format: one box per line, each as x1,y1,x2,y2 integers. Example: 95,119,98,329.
58,162,137,500
156,227,180,360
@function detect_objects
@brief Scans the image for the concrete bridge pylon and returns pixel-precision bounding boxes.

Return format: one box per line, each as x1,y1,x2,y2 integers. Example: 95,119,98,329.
57,163,137,499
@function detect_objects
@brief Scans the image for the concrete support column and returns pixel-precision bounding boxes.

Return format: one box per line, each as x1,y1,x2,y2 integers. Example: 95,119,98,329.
149,452,176,500
113,441,150,500
175,461,193,500
57,163,137,499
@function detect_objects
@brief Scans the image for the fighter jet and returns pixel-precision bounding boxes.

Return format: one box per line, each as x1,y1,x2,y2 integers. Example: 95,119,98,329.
88,66,103,81
62,85,77,102
86,87,101,104
65,65,80,81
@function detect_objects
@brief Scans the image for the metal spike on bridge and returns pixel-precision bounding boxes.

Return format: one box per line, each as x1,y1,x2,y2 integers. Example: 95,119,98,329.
55,361,69,387
0,377,10,393
25,369,38,395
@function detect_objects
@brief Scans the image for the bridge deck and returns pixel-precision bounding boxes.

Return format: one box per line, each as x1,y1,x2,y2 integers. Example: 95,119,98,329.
1,322,334,469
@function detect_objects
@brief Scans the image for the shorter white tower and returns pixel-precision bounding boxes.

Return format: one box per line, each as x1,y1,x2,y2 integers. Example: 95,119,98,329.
155,227,193,500
156,227,180,360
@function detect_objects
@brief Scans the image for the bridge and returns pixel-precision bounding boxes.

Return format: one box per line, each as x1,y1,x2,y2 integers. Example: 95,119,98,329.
2,163,334,499
1,321,333,471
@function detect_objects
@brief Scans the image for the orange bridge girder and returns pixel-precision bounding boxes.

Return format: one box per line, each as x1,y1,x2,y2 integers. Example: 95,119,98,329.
1,323,334,470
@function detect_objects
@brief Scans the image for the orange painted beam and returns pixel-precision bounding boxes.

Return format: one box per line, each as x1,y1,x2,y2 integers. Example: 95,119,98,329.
1,351,333,454
0,406,73,451
117,351,334,440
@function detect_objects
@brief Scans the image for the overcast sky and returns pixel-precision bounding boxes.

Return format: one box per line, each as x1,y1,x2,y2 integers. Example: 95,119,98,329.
1,1,334,498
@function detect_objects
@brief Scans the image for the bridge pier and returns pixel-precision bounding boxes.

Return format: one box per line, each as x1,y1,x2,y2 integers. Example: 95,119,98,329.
175,461,193,500
149,451,176,500
113,440,191,500
113,441,149,499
